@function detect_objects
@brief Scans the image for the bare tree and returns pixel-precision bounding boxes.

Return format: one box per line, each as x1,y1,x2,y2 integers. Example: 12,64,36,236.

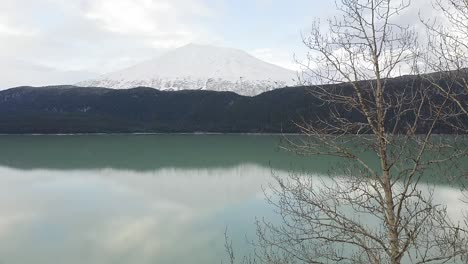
238,1,468,264
420,0,468,122
420,0,468,199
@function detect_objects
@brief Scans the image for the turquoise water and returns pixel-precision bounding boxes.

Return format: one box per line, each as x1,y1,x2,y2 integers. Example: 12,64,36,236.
0,135,465,263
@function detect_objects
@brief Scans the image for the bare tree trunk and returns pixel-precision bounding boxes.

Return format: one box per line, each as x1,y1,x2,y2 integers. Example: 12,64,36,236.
253,0,468,263
225,1,468,263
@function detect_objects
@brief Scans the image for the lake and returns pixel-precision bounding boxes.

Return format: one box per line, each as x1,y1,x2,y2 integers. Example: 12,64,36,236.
0,135,465,263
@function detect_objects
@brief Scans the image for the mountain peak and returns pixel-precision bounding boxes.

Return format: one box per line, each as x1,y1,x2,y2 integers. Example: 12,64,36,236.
77,44,297,96
179,43,242,51
165,42,250,59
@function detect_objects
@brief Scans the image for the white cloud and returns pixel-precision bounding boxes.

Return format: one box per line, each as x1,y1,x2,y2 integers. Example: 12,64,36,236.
251,48,300,71
0,0,450,88
0,57,97,89
83,0,172,35
0,0,217,88
0,23,37,37
81,0,213,47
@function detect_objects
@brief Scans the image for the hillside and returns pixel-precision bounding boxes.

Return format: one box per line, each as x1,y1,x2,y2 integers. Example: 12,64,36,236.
0,74,465,134
0,85,315,133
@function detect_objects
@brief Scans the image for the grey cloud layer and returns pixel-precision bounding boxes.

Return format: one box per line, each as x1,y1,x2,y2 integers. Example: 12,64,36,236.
0,0,216,88
0,0,442,88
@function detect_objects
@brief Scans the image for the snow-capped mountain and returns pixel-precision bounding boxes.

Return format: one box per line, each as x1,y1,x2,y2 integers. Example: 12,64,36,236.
77,44,297,96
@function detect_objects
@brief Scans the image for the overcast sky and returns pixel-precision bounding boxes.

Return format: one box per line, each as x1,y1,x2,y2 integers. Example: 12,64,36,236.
0,0,432,88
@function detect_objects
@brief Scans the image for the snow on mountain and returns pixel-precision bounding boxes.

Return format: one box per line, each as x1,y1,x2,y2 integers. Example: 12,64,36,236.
77,44,297,96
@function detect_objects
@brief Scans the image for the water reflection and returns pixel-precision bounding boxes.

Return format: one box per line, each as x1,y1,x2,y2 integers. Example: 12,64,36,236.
0,165,278,263
0,135,465,263
0,135,333,172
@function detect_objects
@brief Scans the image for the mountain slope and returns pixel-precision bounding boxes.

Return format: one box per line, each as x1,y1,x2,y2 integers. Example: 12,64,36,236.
77,44,297,96
0,85,314,133
1,73,466,134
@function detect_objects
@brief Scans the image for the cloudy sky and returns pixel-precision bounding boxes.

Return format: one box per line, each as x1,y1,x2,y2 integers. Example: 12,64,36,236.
0,0,430,88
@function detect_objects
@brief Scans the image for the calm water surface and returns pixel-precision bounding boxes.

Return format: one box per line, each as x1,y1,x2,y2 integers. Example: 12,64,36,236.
0,135,465,264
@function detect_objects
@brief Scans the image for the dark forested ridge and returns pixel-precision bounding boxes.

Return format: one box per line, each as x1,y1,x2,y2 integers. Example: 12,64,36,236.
0,74,466,134
0,85,319,133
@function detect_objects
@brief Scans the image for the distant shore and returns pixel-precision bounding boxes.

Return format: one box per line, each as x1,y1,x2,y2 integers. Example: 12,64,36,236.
0,132,301,136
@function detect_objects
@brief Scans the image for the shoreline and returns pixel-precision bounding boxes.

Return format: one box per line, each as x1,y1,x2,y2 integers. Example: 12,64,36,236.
0,133,461,136
0,132,302,136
